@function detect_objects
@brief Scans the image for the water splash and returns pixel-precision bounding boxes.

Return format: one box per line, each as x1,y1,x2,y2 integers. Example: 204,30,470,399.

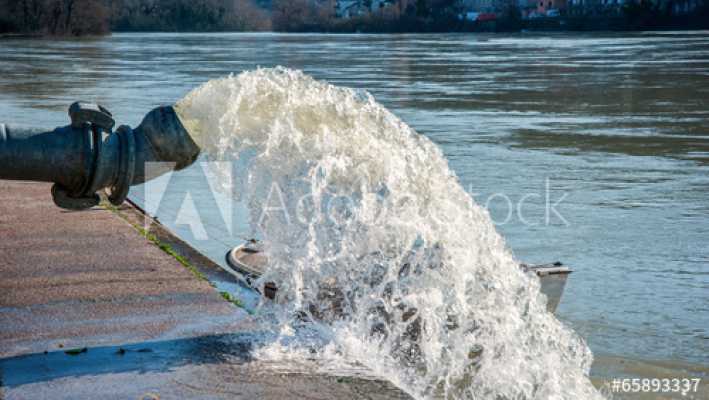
175,67,602,399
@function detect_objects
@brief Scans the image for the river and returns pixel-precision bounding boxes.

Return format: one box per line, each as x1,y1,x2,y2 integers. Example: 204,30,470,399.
1,31,707,397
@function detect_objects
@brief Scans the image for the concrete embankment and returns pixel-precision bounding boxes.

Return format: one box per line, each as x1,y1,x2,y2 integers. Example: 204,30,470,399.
0,180,409,400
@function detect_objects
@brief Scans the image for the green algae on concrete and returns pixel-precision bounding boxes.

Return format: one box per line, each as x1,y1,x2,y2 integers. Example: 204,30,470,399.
101,201,209,283
0,180,249,361
220,291,245,309
102,200,252,313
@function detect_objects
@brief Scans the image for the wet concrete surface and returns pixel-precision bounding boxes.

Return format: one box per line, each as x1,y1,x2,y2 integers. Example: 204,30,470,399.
0,333,409,400
0,181,251,359
0,180,411,399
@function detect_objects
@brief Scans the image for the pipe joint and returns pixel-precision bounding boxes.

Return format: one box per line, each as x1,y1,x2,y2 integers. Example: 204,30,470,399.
0,102,201,210
52,102,116,210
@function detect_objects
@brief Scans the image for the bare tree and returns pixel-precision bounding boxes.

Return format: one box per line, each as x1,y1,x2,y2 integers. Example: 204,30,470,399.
223,0,272,30
68,0,110,35
0,0,109,35
0,0,12,32
272,0,334,31
272,0,311,30
41,0,109,35
10,0,47,32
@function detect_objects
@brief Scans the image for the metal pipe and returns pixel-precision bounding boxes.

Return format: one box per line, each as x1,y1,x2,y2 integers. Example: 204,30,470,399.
0,102,200,210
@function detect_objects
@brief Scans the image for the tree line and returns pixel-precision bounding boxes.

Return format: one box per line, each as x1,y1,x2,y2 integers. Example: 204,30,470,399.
0,0,466,36
271,0,467,33
0,0,111,35
1,0,707,36
0,0,272,35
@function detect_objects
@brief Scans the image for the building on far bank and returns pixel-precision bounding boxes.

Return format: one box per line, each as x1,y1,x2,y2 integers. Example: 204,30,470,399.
512,0,567,16
459,0,495,12
337,0,367,18
342,0,705,19
533,0,568,14
565,0,703,16
671,0,702,14
458,0,518,13
335,0,404,18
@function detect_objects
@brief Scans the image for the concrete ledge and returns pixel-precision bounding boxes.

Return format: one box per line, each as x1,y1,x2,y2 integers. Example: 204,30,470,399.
0,180,411,399
0,181,252,359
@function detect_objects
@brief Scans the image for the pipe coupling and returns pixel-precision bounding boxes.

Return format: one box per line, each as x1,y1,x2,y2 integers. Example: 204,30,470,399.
0,102,201,210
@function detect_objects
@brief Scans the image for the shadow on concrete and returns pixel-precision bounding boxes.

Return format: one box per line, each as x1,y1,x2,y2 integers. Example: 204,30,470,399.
0,331,413,400
0,332,258,388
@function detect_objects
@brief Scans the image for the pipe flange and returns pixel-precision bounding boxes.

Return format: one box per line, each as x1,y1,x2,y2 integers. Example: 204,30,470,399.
108,125,136,206
76,123,100,200
50,102,111,210
51,184,100,210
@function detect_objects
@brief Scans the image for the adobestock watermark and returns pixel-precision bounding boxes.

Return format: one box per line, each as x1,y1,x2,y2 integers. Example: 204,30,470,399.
137,162,572,242
468,178,570,227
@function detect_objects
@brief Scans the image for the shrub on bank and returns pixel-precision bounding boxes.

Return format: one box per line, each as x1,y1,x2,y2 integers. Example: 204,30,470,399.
0,0,110,36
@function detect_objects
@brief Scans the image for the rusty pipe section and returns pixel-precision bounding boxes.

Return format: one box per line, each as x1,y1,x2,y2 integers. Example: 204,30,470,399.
0,102,200,210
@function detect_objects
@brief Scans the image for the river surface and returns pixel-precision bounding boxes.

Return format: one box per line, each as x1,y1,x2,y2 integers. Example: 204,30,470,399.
1,31,708,389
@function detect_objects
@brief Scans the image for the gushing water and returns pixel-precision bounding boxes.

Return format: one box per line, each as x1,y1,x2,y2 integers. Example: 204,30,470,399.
175,68,602,399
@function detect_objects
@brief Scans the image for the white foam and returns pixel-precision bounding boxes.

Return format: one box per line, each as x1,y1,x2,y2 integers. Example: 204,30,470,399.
175,67,602,399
